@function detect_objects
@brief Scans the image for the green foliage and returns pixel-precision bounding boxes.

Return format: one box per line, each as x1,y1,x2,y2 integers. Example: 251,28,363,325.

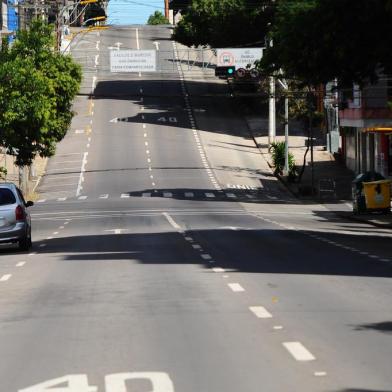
261,0,392,86
269,141,296,178
0,20,82,166
147,11,169,25
172,0,274,48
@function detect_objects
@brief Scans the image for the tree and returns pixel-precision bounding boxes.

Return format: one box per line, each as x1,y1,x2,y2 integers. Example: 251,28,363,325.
172,0,274,48
0,20,82,166
147,11,169,25
261,0,392,86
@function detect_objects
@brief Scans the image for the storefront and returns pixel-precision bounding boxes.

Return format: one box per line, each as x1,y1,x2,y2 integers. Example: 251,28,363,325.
364,128,392,178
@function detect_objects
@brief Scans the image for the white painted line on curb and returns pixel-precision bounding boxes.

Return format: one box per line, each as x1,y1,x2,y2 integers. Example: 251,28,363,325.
249,306,273,319
0,274,11,282
283,342,316,361
228,283,245,292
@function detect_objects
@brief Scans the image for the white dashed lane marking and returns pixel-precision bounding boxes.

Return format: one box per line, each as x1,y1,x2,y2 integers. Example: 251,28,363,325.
16,262,26,267
0,274,12,281
283,342,316,361
249,306,273,319
228,283,245,292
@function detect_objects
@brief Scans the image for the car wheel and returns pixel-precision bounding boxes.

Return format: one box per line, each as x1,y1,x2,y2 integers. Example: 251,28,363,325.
18,230,32,251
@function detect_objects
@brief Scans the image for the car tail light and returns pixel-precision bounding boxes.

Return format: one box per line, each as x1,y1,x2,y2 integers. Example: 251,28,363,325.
15,205,25,221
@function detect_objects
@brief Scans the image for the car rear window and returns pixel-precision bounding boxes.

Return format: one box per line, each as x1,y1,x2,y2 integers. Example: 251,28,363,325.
0,188,16,205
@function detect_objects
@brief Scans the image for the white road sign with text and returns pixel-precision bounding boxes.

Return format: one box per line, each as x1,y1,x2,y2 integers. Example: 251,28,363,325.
110,50,156,73
216,48,264,69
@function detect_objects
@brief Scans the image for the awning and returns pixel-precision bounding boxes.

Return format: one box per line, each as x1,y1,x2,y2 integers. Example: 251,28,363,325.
363,127,392,133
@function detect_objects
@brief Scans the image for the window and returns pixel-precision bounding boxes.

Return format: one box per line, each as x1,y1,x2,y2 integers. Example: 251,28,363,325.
0,189,17,205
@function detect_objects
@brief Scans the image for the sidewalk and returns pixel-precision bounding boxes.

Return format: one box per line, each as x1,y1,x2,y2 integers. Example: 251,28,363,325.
245,115,392,230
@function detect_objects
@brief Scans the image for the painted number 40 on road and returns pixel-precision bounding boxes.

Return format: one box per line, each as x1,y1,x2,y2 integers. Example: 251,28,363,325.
19,373,174,392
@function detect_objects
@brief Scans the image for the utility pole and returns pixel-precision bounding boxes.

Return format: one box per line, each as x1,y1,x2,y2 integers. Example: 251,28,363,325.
269,76,276,145
277,78,289,175
164,0,169,19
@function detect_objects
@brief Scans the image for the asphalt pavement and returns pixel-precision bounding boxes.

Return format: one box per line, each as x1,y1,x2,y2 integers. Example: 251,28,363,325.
0,25,391,392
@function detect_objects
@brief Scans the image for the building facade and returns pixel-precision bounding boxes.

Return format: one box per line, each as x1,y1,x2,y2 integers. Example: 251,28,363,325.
339,77,392,178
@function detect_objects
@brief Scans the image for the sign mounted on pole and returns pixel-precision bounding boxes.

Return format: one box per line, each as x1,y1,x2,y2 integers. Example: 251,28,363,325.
110,50,156,73
216,48,264,69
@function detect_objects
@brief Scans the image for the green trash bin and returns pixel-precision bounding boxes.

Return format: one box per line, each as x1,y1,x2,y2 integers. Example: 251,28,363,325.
352,172,385,214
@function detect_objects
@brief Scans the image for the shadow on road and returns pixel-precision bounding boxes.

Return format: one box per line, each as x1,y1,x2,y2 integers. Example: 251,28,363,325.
3,226,389,279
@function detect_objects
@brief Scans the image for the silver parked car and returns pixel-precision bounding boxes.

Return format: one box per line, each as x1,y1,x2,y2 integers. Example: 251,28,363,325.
0,183,34,251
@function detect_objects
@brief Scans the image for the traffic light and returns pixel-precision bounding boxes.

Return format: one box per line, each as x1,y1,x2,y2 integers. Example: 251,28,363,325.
215,66,235,78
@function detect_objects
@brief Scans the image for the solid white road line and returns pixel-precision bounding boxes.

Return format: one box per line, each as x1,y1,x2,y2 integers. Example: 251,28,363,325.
228,283,245,292
162,212,182,232
0,274,12,282
249,306,273,319
76,152,88,197
283,342,316,361
135,28,140,50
